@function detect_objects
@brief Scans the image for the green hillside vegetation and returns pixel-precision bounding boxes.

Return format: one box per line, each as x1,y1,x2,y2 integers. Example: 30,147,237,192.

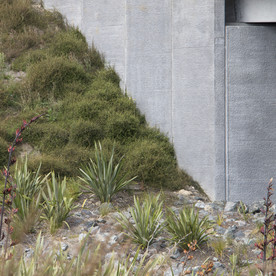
0,0,200,191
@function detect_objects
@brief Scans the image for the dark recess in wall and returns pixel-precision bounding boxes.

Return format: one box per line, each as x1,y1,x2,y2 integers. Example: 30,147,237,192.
225,0,237,23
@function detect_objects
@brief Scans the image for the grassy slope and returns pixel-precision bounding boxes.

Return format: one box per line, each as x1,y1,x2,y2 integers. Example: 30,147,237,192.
0,0,202,192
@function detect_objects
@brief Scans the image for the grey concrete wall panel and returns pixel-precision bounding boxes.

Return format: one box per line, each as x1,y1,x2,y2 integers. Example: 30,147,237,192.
172,0,216,199
43,0,82,27
237,0,276,22
226,26,276,203
126,1,172,136
81,0,126,86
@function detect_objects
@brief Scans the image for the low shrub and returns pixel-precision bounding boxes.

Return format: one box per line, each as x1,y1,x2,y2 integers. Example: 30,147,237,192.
95,67,121,86
117,194,164,248
48,28,89,62
72,97,106,121
70,120,105,147
122,139,178,188
0,27,42,61
106,111,142,141
0,0,41,33
79,142,135,203
0,82,21,112
88,76,122,101
41,172,76,233
113,95,144,117
0,0,66,60
85,44,105,73
41,124,69,151
11,49,48,72
59,145,91,169
166,206,212,250
0,0,64,30
27,154,71,176
24,122,69,151
25,56,90,101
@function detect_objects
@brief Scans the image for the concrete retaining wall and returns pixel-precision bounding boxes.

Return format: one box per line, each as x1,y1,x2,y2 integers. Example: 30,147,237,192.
43,0,276,202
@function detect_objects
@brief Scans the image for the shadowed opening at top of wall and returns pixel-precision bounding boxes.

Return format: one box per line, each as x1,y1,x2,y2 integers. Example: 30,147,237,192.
226,0,276,24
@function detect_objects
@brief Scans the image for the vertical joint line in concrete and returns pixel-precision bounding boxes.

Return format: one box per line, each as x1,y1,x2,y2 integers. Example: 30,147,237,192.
124,0,127,93
170,0,174,142
224,27,229,201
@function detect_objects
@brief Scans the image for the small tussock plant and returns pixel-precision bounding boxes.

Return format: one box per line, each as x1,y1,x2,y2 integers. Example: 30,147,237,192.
12,158,47,237
117,194,164,248
79,142,136,203
166,206,212,250
208,237,227,258
41,172,76,234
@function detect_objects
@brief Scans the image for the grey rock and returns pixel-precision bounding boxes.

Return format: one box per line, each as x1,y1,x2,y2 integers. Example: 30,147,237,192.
170,248,181,259
235,230,245,239
204,203,214,212
213,261,225,269
78,233,88,243
74,212,82,217
160,240,167,248
236,220,247,227
61,243,68,251
224,201,239,212
212,262,226,275
148,248,157,256
194,196,205,201
164,265,182,276
120,210,131,220
81,209,93,217
249,201,263,214
105,252,114,262
215,225,226,235
84,220,98,231
210,201,225,211
252,216,265,224
195,201,205,209
242,237,255,245
108,235,118,245
95,232,109,243
177,189,193,197
199,210,209,217
224,225,238,239
208,215,215,221
24,248,34,258
169,207,180,216
225,218,235,223
89,225,100,234
67,216,85,226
